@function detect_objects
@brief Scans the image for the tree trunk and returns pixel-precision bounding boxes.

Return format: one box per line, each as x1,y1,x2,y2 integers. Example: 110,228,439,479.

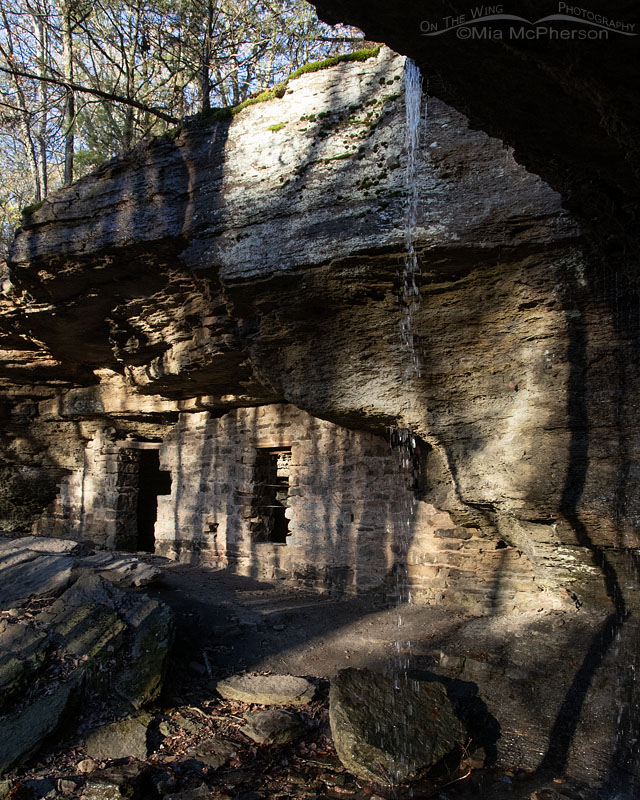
199,0,215,112
32,9,48,196
62,0,75,186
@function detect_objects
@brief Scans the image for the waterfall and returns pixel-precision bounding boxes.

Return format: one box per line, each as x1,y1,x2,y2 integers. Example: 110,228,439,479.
392,57,424,617
392,57,424,619
400,57,424,379
382,62,425,786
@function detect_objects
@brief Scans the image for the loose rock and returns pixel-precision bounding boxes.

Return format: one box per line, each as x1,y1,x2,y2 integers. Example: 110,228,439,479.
216,673,316,706
241,709,306,744
81,782,123,800
186,738,237,769
85,712,152,761
329,668,466,784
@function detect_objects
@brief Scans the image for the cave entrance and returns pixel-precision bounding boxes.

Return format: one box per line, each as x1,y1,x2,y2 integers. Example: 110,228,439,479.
136,449,172,553
251,448,291,544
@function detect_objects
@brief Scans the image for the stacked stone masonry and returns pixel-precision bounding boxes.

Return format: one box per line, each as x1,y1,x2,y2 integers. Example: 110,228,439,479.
35,403,575,613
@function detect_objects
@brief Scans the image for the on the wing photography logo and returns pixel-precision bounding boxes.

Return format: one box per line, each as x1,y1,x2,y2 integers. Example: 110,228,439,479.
421,3,637,40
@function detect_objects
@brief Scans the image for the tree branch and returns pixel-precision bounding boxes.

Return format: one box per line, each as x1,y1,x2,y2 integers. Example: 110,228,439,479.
0,62,180,123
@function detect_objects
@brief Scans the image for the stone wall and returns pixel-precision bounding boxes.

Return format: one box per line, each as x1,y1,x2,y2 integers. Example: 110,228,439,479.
35,428,142,549
35,401,597,612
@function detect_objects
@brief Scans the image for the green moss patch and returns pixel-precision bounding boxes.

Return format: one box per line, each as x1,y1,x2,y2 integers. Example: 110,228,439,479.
324,153,353,164
21,200,45,218
181,46,382,134
268,122,287,132
288,46,382,81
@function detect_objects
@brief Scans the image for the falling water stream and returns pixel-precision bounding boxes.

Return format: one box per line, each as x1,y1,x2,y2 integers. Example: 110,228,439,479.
383,57,424,788
399,58,424,378
392,56,423,641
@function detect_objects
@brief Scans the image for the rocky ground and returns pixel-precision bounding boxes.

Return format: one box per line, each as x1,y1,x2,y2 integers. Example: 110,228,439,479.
0,541,613,799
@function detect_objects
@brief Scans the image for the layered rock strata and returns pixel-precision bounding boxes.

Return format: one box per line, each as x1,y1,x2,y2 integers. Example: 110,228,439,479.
2,47,636,624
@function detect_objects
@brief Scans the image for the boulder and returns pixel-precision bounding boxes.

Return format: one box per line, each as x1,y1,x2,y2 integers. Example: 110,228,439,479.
0,537,86,555
329,668,466,784
0,551,75,607
0,620,48,708
46,573,173,710
0,538,162,609
85,713,152,761
216,673,316,706
185,738,237,769
0,677,79,774
112,594,174,709
0,571,173,772
77,553,162,588
241,709,307,745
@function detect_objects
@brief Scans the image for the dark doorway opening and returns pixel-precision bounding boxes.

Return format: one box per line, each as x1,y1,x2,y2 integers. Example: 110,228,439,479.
251,448,291,544
137,449,172,552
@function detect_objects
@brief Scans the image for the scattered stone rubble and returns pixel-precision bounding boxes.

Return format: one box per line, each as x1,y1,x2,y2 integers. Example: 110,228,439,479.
0,540,606,800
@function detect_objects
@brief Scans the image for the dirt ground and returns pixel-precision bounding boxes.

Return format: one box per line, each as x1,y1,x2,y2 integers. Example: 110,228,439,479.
148,561,476,680
143,560,611,799
5,557,622,800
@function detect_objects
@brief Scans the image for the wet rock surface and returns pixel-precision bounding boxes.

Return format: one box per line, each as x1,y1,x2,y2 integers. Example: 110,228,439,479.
329,667,466,784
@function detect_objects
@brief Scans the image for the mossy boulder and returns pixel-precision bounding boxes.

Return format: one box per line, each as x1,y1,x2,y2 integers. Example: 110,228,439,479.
329,668,466,784
0,676,80,773
85,712,152,761
0,569,174,772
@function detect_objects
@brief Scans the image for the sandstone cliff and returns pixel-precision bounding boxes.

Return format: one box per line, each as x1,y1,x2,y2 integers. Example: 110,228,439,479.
6,48,636,599
1,40,639,791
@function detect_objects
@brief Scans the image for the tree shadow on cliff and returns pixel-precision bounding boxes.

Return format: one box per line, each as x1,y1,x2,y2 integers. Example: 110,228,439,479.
597,269,640,797
535,265,640,794
19,118,232,381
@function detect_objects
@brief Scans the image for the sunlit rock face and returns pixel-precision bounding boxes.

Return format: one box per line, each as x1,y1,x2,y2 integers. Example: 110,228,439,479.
312,0,640,270
3,47,639,617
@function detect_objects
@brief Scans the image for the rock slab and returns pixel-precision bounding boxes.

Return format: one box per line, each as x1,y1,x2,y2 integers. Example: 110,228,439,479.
329,668,466,784
0,568,173,772
216,673,316,706
241,709,306,744
0,679,78,774
85,713,152,761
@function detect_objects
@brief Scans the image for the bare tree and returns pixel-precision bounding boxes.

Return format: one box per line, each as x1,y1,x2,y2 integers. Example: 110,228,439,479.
0,0,363,232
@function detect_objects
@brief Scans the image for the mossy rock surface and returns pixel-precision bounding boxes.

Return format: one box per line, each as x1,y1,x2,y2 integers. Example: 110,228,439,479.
0,676,79,773
85,712,152,761
329,668,466,784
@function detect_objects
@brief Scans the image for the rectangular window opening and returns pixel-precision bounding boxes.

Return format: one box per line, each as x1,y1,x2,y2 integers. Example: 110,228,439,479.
251,447,291,544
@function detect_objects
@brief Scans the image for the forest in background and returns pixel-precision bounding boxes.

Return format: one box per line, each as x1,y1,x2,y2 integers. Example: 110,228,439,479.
0,0,362,257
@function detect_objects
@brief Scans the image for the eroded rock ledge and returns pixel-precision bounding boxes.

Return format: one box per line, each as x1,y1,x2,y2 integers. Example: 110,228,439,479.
0,47,637,622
